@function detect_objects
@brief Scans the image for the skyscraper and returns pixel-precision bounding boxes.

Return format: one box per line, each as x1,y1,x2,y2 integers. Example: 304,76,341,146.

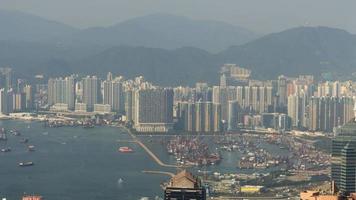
339,143,356,195
332,118,356,195
82,76,100,111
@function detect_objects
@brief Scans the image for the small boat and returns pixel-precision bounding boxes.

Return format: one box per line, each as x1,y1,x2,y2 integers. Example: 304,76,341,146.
1,148,11,152
20,138,29,143
0,128,7,141
28,145,35,152
19,161,34,167
118,146,134,153
10,129,21,136
118,178,124,184
83,123,94,128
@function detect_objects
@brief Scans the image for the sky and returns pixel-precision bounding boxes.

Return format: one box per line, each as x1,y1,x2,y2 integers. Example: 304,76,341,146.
0,0,355,34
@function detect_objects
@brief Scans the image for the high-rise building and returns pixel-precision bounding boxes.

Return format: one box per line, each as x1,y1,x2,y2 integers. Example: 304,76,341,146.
23,84,33,110
277,75,287,108
332,118,356,195
103,78,123,113
0,67,13,89
227,101,238,131
339,143,356,195
82,76,100,111
135,88,174,132
13,93,26,112
164,170,206,200
48,76,75,110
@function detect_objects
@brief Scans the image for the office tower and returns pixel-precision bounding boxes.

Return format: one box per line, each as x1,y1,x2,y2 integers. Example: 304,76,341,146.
332,119,356,195
135,88,174,132
339,144,356,195
103,78,123,113
164,170,206,200
23,84,33,110
48,76,75,110
82,76,99,111
0,88,14,114
227,101,238,131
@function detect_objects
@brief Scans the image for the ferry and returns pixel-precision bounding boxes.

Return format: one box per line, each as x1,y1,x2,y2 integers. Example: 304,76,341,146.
19,162,34,167
118,146,134,153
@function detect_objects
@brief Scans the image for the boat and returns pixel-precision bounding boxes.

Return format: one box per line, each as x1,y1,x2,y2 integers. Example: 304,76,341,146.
20,138,29,143
0,128,7,141
28,145,35,152
19,161,34,167
10,129,21,136
1,148,11,152
118,178,124,184
118,146,134,153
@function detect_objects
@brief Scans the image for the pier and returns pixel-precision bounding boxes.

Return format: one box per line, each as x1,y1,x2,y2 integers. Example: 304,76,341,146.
120,126,178,168
142,170,175,177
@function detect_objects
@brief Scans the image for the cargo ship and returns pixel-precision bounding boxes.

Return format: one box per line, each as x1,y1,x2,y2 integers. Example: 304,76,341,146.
19,162,34,167
118,146,134,153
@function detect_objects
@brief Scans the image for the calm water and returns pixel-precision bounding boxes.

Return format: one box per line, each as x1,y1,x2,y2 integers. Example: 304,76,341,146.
0,120,169,200
0,120,290,200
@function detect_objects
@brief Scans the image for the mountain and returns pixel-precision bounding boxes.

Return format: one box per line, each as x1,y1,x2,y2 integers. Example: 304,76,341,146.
64,14,257,52
218,26,356,79
1,26,356,85
0,10,78,42
73,46,218,86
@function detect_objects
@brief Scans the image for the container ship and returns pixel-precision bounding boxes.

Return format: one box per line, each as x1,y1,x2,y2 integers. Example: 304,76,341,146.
118,146,134,153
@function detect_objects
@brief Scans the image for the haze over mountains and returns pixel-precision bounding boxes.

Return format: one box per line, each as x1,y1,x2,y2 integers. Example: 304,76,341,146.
1,10,356,85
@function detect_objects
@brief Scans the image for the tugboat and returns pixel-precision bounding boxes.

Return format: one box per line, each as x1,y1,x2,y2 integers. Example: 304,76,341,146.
118,146,134,153
19,161,34,167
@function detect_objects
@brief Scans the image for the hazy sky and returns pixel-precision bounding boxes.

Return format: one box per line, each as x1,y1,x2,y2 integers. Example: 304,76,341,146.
1,0,355,33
